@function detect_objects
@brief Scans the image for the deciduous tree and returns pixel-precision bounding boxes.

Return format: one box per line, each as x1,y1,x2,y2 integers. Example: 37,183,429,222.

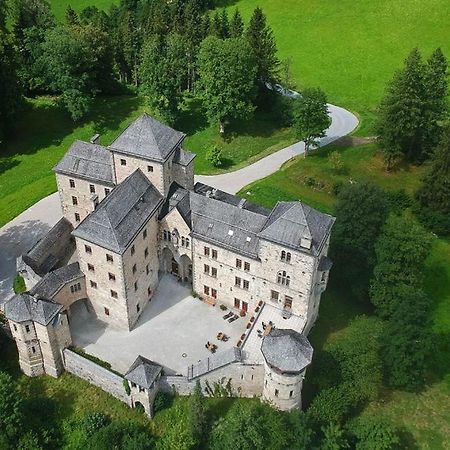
197,36,257,133
293,88,330,156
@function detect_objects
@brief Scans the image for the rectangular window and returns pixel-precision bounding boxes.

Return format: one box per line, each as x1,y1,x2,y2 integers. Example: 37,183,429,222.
13,324,17,331
25,325,30,333
242,301,248,312
108,273,116,281
120,159,126,166
181,237,185,247
204,285,210,296
147,165,153,172
131,245,135,255
212,249,218,260
132,264,137,274
32,346,36,354
284,296,293,309
271,290,279,301
186,238,190,248
69,179,75,188
148,286,152,296
275,389,279,397
146,264,150,275
110,290,118,299
105,188,110,196
87,263,95,272
204,264,210,275
75,213,80,222
89,184,95,194
204,246,210,257
137,304,140,313
244,262,250,272
134,281,138,291
211,288,217,299
235,277,241,287
104,307,110,316
143,229,147,239
90,280,97,288
85,245,92,254
106,254,113,263
243,280,249,290
289,390,293,398
72,196,78,206
144,247,149,258
234,298,240,309
211,267,217,278
236,259,242,269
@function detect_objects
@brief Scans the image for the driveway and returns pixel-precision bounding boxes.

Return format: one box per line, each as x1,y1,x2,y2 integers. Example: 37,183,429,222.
0,102,358,302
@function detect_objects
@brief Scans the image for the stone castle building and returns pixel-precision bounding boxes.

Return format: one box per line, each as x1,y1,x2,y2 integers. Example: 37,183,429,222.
4,114,335,415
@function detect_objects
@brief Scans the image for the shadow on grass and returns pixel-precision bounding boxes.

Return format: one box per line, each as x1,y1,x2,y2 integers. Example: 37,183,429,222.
0,157,20,176
0,95,142,162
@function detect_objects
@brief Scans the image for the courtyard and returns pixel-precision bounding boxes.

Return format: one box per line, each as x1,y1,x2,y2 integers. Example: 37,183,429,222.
70,274,247,375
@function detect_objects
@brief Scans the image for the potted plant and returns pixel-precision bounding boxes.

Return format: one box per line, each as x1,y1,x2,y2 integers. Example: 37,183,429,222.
239,309,246,317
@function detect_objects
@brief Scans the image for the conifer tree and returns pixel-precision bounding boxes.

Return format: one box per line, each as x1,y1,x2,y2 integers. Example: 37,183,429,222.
230,9,244,38
65,5,79,25
246,7,279,86
189,380,206,446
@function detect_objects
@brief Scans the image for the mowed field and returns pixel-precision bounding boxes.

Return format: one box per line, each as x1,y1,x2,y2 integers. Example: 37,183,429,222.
50,0,450,133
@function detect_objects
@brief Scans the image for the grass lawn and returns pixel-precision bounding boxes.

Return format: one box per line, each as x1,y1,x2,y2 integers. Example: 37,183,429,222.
0,95,294,227
49,0,118,20
240,146,450,449
239,142,425,213
221,0,450,135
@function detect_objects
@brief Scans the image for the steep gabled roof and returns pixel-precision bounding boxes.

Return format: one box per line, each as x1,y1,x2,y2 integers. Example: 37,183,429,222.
53,140,115,186
23,217,74,276
72,169,163,254
5,293,62,325
125,355,162,389
173,147,196,166
30,263,84,300
158,182,192,227
108,113,185,162
259,201,335,255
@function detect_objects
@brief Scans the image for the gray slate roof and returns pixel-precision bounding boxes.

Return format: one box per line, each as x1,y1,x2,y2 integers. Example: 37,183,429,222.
173,147,196,166
73,169,163,254
125,355,162,389
23,217,74,276
30,263,84,300
109,113,185,162
259,202,335,256
261,329,313,374
4,293,62,325
53,140,115,186
159,183,192,226
188,347,241,380
190,192,268,259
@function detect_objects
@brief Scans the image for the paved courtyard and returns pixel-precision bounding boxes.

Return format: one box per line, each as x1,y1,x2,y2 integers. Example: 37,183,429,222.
70,275,247,375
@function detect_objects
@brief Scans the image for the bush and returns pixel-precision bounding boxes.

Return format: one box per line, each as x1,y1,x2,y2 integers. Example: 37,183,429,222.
414,204,450,235
153,392,173,414
328,150,344,173
13,273,26,294
347,415,400,450
386,189,412,212
80,412,110,437
206,145,223,167
332,180,345,196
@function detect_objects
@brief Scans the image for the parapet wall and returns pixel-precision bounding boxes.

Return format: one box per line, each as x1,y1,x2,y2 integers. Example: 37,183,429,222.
63,349,130,405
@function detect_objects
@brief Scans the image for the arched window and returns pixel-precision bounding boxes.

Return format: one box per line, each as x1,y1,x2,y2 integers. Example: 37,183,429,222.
281,251,292,262
286,252,291,262
281,250,286,260
172,228,179,245
181,236,185,247
277,270,290,287
186,238,190,248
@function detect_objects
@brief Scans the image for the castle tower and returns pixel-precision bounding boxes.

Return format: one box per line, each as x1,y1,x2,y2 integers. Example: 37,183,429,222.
261,329,313,411
4,293,72,377
124,355,163,418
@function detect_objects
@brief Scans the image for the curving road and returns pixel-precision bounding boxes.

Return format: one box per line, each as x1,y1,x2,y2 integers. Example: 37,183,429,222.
0,103,358,301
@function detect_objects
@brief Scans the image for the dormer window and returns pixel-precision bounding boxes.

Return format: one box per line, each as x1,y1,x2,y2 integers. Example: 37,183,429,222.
281,251,291,262
147,165,153,172
89,184,96,194
120,159,127,166
300,237,312,249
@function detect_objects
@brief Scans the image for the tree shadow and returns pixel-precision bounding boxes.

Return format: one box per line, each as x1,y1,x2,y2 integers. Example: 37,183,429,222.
176,99,209,136
0,157,20,176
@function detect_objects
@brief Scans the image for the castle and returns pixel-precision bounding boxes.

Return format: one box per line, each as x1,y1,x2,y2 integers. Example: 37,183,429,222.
4,114,334,416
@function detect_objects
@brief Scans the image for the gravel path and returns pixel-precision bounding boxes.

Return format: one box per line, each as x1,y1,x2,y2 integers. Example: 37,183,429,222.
0,103,358,301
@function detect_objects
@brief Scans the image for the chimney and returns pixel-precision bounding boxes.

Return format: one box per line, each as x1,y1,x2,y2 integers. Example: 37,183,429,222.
90,134,101,145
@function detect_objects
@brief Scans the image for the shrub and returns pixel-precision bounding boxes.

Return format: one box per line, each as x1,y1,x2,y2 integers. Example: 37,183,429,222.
332,180,345,196
219,304,227,311
123,379,131,396
206,145,223,167
80,412,110,437
153,392,173,414
328,150,344,173
13,273,26,294
386,189,412,212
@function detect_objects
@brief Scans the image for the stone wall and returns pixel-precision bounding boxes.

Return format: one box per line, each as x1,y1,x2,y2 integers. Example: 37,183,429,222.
63,349,130,404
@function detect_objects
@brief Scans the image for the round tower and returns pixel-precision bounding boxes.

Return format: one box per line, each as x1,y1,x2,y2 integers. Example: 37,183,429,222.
261,328,313,411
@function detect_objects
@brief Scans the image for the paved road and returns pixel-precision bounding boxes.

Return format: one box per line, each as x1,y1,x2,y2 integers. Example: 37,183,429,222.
0,103,358,301
196,103,358,194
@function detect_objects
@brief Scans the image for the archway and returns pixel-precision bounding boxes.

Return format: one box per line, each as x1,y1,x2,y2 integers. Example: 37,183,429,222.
179,254,193,283
161,247,180,277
